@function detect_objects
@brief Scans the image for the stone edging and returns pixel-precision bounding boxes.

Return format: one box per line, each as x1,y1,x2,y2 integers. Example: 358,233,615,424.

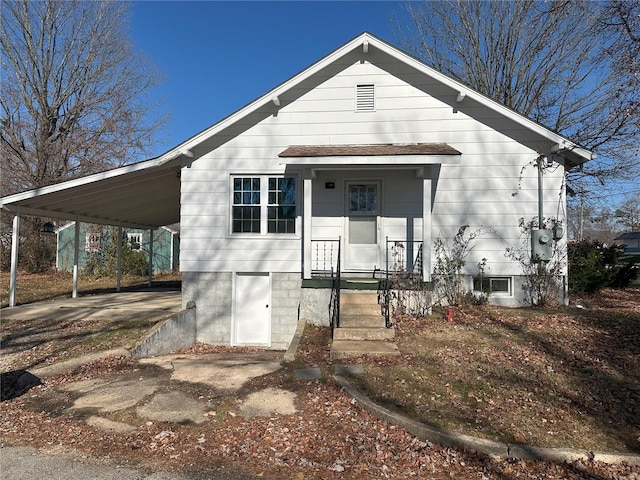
333,374,640,467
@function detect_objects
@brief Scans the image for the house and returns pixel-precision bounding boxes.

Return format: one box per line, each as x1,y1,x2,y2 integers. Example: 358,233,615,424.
56,222,179,274
614,232,640,261
1,33,593,350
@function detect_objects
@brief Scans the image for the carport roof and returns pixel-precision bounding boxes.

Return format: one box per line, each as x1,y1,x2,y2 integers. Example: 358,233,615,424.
1,155,183,229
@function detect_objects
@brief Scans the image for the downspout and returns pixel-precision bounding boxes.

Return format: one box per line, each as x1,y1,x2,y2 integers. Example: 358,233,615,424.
537,155,544,229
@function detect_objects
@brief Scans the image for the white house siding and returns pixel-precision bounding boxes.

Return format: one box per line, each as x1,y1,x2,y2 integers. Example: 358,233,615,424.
181,47,570,341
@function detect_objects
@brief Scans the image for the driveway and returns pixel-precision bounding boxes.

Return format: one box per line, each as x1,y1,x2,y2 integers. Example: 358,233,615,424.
1,290,182,322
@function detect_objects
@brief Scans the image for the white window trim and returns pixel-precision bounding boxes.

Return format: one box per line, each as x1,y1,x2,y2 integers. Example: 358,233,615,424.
229,174,300,238
85,233,101,253
472,276,513,297
127,232,143,251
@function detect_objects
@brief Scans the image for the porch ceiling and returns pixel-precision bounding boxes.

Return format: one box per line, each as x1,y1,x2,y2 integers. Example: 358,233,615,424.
0,157,182,229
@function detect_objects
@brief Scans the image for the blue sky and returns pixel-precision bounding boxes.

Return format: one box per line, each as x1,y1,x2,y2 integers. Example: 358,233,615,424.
130,1,408,157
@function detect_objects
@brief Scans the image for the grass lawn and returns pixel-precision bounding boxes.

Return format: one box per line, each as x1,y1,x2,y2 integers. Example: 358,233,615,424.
297,288,640,454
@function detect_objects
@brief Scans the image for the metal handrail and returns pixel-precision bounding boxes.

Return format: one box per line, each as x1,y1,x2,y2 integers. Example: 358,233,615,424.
329,237,341,333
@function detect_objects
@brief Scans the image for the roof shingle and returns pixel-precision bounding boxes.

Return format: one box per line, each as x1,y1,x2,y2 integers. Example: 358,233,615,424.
279,143,461,157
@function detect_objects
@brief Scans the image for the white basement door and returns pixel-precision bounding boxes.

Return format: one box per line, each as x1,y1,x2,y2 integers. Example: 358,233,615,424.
234,272,271,346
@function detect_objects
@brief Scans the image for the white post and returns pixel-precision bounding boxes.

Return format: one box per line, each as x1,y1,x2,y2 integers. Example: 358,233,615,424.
72,221,80,298
148,229,153,287
9,213,20,307
303,173,313,279
422,173,432,282
116,226,122,292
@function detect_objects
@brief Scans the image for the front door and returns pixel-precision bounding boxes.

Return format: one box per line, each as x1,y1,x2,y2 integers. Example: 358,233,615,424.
234,273,270,346
345,182,381,271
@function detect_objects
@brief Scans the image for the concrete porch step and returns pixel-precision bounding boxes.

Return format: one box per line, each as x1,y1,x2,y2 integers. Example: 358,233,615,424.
339,314,386,328
333,326,395,341
340,291,379,304
330,340,400,360
340,303,381,316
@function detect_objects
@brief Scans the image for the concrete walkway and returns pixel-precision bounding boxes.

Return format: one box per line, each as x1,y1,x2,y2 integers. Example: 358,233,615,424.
1,290,182,322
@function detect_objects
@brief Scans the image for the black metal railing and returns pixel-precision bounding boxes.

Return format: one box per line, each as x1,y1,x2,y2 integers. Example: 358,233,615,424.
378,277,392,328
311,239,340,277
385,238,424,279
380,238,424,328
328,237,341,334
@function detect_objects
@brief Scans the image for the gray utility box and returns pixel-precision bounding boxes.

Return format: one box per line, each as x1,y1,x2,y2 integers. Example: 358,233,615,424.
531,229,553,262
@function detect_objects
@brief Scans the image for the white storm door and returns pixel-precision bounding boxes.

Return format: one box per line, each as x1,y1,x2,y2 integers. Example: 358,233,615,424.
234,273,270,346
345,182,381,271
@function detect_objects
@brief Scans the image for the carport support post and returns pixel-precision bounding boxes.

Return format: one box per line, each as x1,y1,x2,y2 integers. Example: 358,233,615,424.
72,220,80,298
116,226,122,292
148,228,153,287
303,173,312,279
422,172,432,282
9,213,20,307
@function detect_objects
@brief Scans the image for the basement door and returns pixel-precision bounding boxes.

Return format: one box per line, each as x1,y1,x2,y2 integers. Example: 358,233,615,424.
345,182,381,272
234,272,270,346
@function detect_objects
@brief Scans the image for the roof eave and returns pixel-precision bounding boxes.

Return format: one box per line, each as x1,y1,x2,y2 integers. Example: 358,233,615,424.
180,32,591,165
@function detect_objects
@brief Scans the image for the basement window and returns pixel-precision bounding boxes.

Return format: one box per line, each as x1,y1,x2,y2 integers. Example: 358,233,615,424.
355,84,375,112
473,277,512,296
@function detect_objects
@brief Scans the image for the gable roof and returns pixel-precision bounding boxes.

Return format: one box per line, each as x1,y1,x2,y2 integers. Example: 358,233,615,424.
171,32,593,166
1,32,593,228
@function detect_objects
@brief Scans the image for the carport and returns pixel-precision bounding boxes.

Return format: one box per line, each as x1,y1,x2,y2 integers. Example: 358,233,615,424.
1,150,192,307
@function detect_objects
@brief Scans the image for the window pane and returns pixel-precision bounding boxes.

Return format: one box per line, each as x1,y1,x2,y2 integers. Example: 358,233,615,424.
349,184,376,214
265,177,296,234
232,205,261,233
349,216,376,244
491,278,510,293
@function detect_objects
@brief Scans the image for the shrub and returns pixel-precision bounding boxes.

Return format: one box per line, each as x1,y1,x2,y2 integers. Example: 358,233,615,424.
568,240,639,293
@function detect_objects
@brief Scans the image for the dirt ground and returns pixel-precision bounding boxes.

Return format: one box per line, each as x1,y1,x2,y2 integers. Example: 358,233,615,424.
1,286,639,479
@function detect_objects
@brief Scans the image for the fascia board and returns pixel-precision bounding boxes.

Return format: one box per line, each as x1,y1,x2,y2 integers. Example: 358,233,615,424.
163,34,372,155
280,155,460,166
369,37,593,161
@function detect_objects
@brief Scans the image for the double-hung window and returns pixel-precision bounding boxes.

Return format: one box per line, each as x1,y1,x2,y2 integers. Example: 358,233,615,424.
127,232,143,251
232,175,296,234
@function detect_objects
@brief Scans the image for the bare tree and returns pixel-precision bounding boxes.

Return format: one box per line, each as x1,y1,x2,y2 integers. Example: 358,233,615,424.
615,194,640,231
395,0,640,187
1,0,165,195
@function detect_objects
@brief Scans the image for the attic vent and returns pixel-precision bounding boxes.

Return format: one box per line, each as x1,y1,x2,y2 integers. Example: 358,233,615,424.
356,84,375,111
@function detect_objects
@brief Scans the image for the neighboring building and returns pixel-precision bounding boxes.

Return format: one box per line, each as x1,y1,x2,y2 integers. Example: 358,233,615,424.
614,232,640,260
56,222,179,274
